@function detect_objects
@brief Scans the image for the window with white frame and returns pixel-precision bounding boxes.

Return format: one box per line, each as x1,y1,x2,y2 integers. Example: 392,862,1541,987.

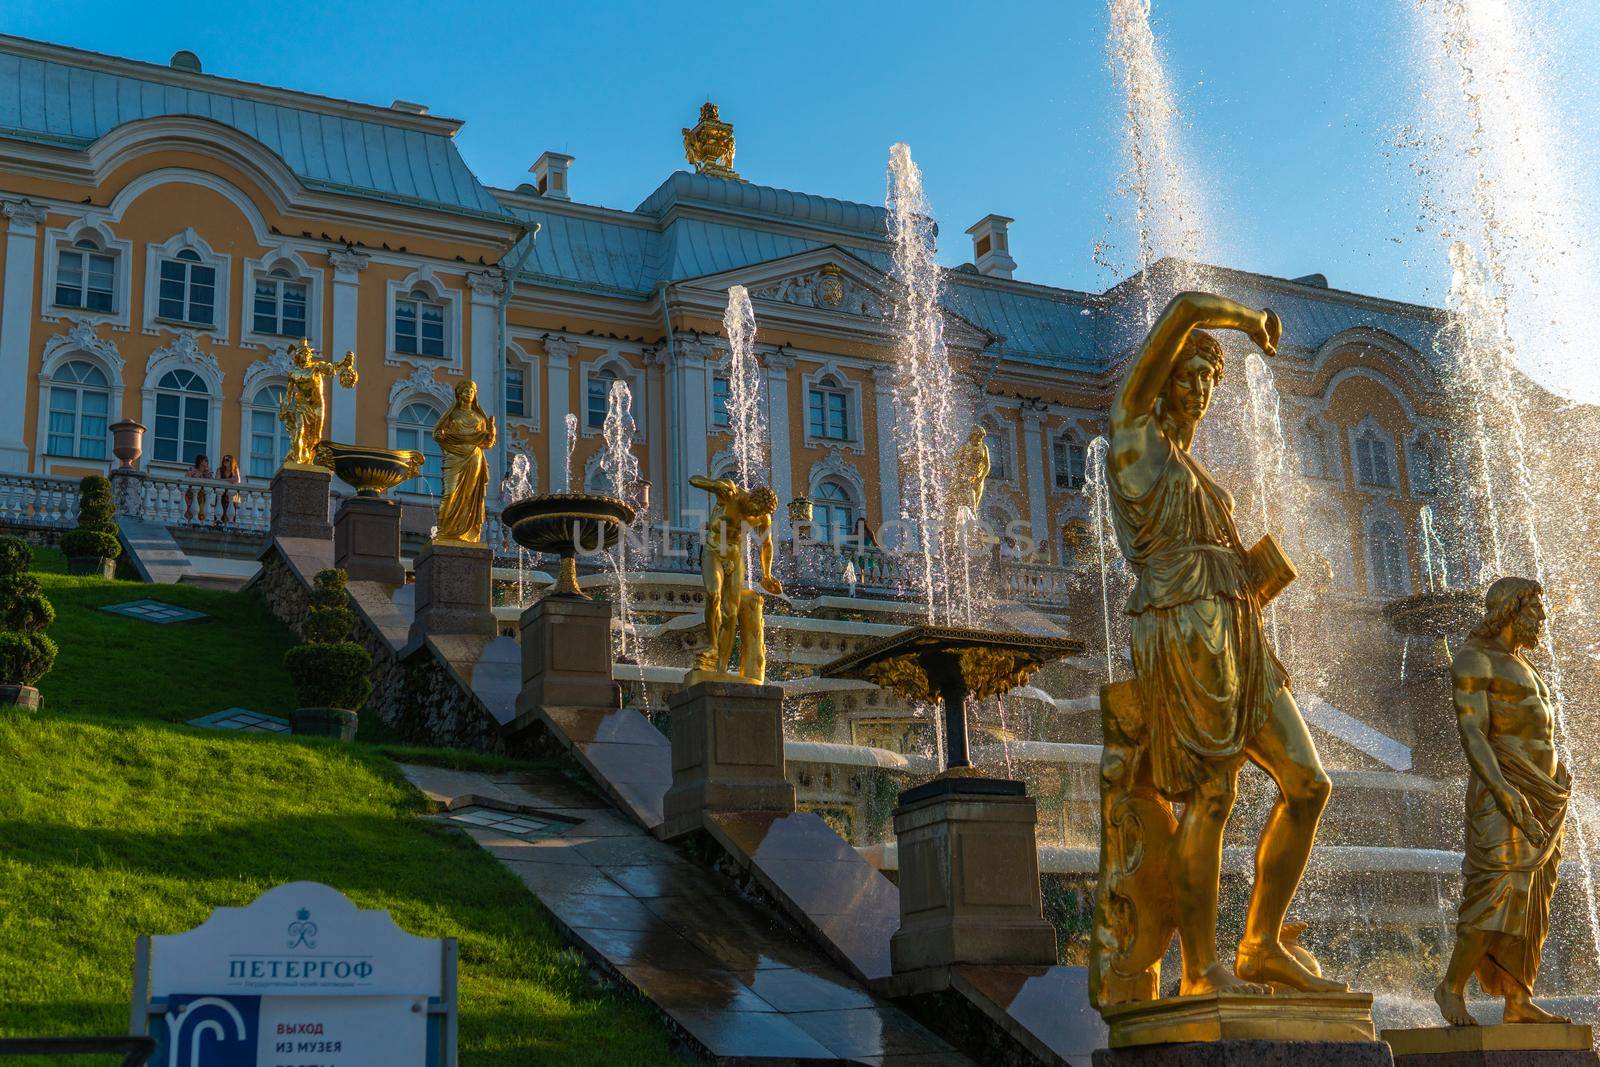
394,401,444,495
1408,434,1438,496
807,375,851,441
1354,428,1393,488
711,375,731,430
394,289,446,358
46,360,110,459
252,268,308,338
505,363,528,419
157,250,217,327
1298,419,1334,479
1053,435,1086,491
247,385,289,478
587,367,618,430
55,239,116,313
813,479,858,543
983,426,1011,482
1367,517,1408,594
152,368,211,464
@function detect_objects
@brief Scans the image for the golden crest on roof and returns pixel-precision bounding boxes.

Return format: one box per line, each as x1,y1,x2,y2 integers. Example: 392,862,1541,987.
682,101,742,182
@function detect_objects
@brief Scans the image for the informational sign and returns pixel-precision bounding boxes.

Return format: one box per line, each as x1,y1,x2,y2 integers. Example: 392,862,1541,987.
131,882,455,1067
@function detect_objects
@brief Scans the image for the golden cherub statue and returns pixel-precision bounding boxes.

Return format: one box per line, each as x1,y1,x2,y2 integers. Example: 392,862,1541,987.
1090,291,1346,1014
279,339,357,467
687,474,780,685
682,101,740,181
1436,577,1569,1027
432,379,496,544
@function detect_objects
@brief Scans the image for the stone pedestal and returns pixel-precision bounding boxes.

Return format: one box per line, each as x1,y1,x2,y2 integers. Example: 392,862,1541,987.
1384,1022,1597,1066
889,778,1058,986
270,464,332,541
515,594,616,714
333,496,404,585
660,680,795,841
109,466,146,520
409,541,494,642
1095,992,1386,1065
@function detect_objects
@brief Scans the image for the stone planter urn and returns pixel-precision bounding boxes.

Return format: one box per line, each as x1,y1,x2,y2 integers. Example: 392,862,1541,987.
109,420,145,470
290,706,359,741
0,683,42,712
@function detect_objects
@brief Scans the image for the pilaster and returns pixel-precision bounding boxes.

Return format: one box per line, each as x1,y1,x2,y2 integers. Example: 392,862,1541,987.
1,200,49,472
327,248,369,444
765,348,796,535
668,340,712,524
544,336,575,492
869,363,900,527
1021,400,1050,558
467,268,507,489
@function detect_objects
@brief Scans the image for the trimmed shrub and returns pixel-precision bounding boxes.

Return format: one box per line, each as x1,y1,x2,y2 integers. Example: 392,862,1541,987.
59,529,122,561
64,475,119,571
284,567,372,713
0,537,55,689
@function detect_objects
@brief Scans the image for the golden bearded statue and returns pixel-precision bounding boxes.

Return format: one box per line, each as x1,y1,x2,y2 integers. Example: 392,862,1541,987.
1090,291,1346,1013
278,339,357,467
1436,577,1570,1027
431,379,496,544
687,474,780,685
682,101,741,181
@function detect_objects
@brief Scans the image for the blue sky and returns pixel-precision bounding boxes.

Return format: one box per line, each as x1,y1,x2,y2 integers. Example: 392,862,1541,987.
7,0,1598,311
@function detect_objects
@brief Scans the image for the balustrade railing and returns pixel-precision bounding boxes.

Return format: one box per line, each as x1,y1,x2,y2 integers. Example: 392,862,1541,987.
1004,561,1080,606
142,474,272,532
0,472,80,529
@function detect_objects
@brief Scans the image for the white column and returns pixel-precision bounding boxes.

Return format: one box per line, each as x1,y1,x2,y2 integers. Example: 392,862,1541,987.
327,248,368,444
1021,402,1050,559
670,340,712,524
1,200,48,471
765,349,795,535
466,268,506,486
544,337,575,492
643,348,667,518
869,364,899,525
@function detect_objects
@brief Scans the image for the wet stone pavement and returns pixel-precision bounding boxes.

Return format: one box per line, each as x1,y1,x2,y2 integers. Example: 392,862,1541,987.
400,763,973,1065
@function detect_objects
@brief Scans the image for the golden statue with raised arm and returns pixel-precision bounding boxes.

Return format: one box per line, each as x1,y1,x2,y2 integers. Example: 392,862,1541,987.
279,339,357,467
687,475,780,685
1437,577,1569,1027
432,380,496,544
1091,291,1346,1014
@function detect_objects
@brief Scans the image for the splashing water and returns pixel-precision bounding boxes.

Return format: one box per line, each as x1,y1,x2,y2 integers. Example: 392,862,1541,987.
1243,353,1311,649
500,452,534,604
723,285,766,492
600,379,643,662
562,413,578,492
1084,437,1123,683
1418,505,1451,592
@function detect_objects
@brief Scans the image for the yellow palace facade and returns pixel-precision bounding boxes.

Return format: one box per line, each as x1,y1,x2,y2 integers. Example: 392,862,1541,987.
0,34,1464,602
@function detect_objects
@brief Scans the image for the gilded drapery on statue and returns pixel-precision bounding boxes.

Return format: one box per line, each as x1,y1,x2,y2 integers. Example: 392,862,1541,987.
1090,291,1346,1019
1436,576,1570,1027
432,379,496,544
278,340,357,467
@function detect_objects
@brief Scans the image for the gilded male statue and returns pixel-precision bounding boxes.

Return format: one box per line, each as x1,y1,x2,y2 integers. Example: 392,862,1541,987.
950,426,991,525
1100,290,1343,998
279,340,357,467
689,474,781,684
1436,576,1569,1026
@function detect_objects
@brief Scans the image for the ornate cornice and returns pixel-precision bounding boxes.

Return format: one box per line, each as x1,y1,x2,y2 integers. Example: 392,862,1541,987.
388,364,454,410
328,247,371,279
542,336,578,364
3,198,49,231
42,317,125,375
146,330,223,387
241,344,298,398
467,267,507,303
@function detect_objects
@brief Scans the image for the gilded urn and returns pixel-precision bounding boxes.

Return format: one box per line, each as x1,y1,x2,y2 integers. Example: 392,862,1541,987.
500,491,636,598
313,441,424,497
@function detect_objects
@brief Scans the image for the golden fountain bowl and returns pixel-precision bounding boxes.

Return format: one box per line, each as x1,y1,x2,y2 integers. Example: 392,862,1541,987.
313,441,424,497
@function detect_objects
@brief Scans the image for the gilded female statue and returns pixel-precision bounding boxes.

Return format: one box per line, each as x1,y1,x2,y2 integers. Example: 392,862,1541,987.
1104,291,1343,997
432,380,496,543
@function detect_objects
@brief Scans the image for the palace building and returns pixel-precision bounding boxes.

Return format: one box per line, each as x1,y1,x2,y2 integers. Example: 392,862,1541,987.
0,33,1461,605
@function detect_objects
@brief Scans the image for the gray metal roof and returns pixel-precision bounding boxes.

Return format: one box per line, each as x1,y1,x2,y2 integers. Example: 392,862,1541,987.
0,37,505,217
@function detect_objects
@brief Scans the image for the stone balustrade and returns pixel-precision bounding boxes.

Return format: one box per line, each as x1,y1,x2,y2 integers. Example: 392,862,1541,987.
141,473,273,531
0,471,80,529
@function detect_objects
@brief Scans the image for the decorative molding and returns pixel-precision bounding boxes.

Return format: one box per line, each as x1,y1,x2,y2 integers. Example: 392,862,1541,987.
41,317,126,376
466,267,507,303
808,448,866,503
751,266,885,318
385,265,463,371
142,227,231,344
388,364,455,412
240,345,297,400
146,330,224,387
3,199,49,229
328,247,371,279
800,360,865,455
543,336,578,364
708,447,739,481
764,347,797,373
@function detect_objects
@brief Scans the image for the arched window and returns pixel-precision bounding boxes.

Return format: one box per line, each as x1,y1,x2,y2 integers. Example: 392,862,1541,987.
153,368,210,464
1053,435,1086,491
393,401,444,495
1354,428,1393,488
587,366,618,430
505,360,528,419
394,288,446,357
1408,435,1438,496
813,480,858,544
246,385,290,478
55,238,116,313
253,267,308,337
807,374,851,441
157,249,216,326
1367,518,1408,595
46,360,110,459
1298,420,1332,479
983,425,1011,482
711,375,731,430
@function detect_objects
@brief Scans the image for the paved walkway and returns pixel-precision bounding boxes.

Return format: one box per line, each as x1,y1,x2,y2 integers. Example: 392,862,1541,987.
401,762,971,1066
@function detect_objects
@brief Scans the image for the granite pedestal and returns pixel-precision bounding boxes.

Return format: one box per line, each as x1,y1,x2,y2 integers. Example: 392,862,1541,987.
1095,992,1387,1066
333,496,404,585
513,594,617,715
270,464,332,541
887,778,1058,993
408,540,494,642
659,680,795,841
110,466,146,519
1383,1022,1597,1066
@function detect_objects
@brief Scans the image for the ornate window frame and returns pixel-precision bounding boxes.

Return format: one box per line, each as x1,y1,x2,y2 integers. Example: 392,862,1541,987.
143,228,231,343
503,340,540,429
41,217,133,330
387,367,455,500
977,408,1019,489
1049,426,1087,493
34,318,126,474
801,361,864,454
1405,430,1442,497
579,350,646,440
240,248,324,351
1347,416,1398,494
1362,500,1411,597
384,266,462,371
141,331,225,471
807,449,867,541
238,346,299,481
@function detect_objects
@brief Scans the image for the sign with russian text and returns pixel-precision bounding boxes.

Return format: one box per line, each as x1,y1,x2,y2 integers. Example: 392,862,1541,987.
136,882,451,1067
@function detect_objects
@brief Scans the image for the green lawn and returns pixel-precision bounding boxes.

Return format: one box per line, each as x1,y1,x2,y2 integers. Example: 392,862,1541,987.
0,716,677,1065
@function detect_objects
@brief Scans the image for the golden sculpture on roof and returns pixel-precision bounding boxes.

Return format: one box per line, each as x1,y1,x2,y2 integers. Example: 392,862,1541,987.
683,101,741,181
432,379,496,544
279,339,357,468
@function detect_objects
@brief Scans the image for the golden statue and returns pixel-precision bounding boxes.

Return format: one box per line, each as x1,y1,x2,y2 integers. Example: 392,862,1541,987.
1091,291,1346,1011
682,101,740,181
432,380,496,544
950,426,991,523
687,475,780,685
279,339,357,467
1437,577,1569,1026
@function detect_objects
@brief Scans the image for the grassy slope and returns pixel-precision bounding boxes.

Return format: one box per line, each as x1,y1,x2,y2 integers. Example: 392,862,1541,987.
2,549,677,1063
